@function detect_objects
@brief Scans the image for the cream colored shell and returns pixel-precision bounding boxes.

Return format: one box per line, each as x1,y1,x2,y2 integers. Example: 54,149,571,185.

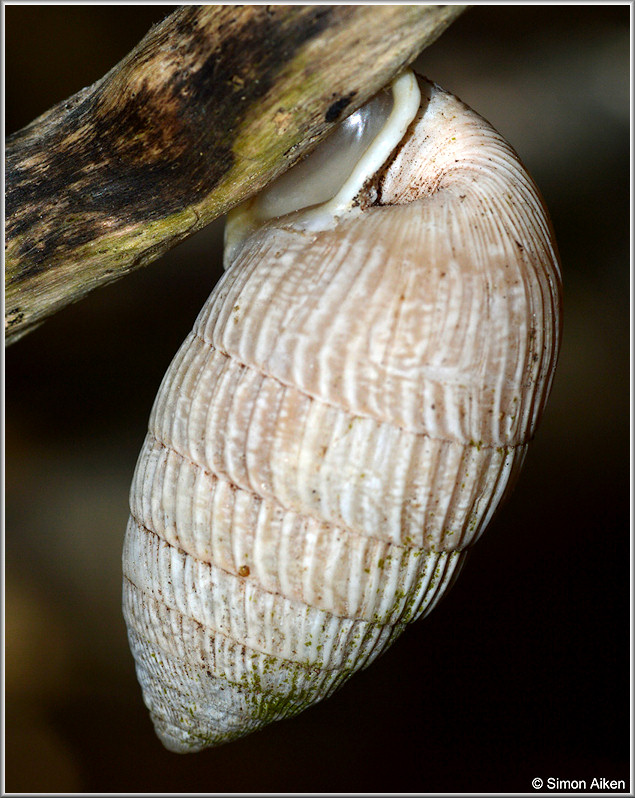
123,73,562,753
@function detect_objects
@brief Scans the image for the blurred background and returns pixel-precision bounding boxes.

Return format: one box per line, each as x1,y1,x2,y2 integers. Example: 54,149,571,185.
5,5,630,793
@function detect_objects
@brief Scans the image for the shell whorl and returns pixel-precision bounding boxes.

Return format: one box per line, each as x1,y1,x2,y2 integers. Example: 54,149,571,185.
123,73,562,752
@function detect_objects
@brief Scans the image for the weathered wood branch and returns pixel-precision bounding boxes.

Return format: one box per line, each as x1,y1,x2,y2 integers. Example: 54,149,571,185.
5,4,467,345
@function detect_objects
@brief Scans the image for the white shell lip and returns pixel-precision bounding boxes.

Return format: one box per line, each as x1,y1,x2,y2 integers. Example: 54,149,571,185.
302,69,420,225
224,69,421,267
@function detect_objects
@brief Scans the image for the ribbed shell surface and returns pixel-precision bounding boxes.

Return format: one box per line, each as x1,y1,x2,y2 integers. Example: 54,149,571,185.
123,78,562,753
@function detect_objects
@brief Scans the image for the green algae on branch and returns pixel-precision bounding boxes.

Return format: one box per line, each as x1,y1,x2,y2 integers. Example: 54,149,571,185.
5,4,467,345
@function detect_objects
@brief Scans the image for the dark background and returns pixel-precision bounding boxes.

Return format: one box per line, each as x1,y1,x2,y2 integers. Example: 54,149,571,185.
5,5,630,794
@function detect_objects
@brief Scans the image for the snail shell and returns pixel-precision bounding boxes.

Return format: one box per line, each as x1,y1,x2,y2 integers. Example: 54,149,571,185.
123,71,562,753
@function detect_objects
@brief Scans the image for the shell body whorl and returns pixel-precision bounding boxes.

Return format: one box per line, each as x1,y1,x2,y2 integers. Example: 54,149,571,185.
123,74,562,753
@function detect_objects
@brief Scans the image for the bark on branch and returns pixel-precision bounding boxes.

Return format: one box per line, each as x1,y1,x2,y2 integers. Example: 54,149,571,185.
5,4,467,345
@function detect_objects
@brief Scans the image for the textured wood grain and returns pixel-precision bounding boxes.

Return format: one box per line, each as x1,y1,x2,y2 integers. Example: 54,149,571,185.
5,4,467,344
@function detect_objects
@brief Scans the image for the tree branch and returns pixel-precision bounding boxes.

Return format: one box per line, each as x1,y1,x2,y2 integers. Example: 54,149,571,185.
5,4,467,345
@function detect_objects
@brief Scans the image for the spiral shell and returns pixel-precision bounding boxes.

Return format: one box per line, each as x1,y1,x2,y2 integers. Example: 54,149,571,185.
123,71,562,753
